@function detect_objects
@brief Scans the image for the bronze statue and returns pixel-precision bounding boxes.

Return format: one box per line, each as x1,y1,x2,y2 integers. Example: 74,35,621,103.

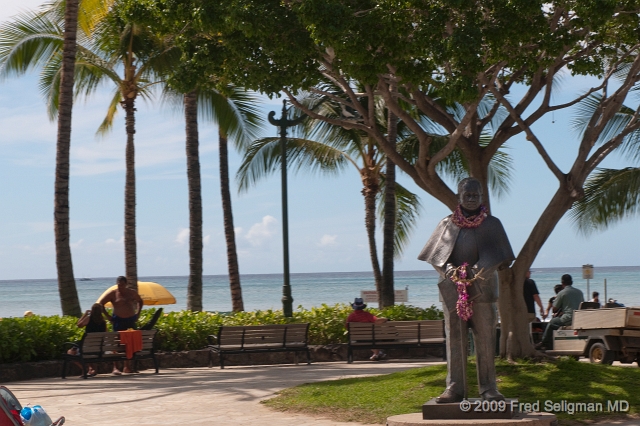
418,177,514,403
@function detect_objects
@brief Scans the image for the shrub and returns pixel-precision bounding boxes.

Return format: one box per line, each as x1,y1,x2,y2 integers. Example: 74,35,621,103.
0,304,442,363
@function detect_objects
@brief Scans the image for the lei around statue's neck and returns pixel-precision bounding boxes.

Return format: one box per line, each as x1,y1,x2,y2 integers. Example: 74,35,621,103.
451,204,488,229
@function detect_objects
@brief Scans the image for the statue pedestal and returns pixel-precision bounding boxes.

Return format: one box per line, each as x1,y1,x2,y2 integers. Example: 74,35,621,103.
423,398,518,420
387,412,557,426
387,399,557,426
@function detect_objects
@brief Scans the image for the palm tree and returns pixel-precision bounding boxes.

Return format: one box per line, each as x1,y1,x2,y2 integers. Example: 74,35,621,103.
87,12,179,289
0,0,110,316
56,0,82,317
237,95,421,306
200,87,263,311
164,85,263,311
0,3,179,290
183,90,203,311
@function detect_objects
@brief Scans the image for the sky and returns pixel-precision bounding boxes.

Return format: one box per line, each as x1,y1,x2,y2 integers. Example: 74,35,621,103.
0,1,639,280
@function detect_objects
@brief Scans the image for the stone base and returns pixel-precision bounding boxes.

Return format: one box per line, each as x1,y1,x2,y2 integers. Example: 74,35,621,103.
387,412,557,426
423,398,518,420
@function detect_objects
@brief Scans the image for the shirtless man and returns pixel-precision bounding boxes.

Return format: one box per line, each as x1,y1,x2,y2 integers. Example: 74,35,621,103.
98,276,143,374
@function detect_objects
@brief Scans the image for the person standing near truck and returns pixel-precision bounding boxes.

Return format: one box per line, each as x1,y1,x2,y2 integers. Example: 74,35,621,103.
537,274,584,350
523,270,545,321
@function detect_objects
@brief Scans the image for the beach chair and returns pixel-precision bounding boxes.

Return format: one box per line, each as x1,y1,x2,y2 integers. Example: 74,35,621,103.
139,308,163,330
0,386,64,426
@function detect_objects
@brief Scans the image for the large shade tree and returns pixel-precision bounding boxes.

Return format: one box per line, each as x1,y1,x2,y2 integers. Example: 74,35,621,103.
237,90,512,307
163,0,640,358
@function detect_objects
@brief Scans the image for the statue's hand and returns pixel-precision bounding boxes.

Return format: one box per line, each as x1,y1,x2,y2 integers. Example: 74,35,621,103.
445,263,456,280
470,264,480,279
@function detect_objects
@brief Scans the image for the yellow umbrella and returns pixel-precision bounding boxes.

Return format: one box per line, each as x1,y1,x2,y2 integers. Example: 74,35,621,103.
97,281,177,307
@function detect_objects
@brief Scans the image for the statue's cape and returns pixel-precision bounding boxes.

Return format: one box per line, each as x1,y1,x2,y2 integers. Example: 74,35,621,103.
417,215,515,272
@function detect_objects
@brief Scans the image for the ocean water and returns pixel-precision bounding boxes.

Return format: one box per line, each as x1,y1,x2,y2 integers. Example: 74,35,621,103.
0,266,638,318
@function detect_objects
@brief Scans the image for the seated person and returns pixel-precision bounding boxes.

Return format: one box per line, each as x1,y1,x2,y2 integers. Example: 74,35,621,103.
68,303,108,376
537,274,584,351
346,297,388,360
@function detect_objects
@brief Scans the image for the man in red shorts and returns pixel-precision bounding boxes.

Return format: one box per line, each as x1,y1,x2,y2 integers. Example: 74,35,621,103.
346,298,388,360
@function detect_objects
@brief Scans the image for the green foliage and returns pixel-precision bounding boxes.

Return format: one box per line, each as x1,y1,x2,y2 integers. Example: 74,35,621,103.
0,315,82,363
0,305,442,363
265,358,640,424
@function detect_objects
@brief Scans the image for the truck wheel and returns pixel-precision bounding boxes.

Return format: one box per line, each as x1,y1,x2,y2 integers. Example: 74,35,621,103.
589,342,614,365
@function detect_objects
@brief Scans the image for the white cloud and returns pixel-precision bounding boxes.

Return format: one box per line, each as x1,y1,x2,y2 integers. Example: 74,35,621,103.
319,234,338,246
245,216,277,246
234,227,243,236
105,236,124,244
70,239,84,249
203,235,211,246
176,228,189,245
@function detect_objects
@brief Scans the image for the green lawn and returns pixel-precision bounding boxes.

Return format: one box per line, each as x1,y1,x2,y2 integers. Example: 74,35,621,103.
263,358,640,425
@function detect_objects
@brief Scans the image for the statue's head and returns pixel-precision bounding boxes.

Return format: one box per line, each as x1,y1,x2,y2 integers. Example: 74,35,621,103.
457,177,483,213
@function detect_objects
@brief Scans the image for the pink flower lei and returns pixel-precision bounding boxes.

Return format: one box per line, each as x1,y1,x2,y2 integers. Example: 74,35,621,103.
450,263,476,321
451,204,487,229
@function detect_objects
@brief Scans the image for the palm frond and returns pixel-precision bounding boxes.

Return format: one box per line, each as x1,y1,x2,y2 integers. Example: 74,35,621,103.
198,87,265,149
38,50,63,120
480,134,513,199
0,10,64,80
571,93,635,145
96,89,122,136
570,167,640,234
376,179,422,258
236,137,352,192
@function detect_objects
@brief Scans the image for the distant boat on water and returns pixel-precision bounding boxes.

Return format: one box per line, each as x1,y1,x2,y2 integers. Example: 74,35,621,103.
78,277,93,281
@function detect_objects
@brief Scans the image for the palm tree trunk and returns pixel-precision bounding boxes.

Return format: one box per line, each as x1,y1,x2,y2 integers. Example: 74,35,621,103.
55,0,81,317
123,95,138,291
185,91,203,311
381,109,397,308
219,129,244,311
361,172,382,294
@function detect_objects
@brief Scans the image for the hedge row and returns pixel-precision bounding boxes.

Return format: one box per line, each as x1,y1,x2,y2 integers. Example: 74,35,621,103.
0,304,443,364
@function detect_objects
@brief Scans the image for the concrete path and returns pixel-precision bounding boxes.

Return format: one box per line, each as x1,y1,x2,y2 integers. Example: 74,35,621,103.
6,360,640,425
6,360,444,425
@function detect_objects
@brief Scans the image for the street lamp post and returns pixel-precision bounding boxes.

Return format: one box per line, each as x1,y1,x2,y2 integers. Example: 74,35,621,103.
268,99,305,317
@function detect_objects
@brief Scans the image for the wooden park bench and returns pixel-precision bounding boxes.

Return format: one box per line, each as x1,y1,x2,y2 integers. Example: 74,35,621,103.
61,330,159,378
347,320,446,363
207,324,311,369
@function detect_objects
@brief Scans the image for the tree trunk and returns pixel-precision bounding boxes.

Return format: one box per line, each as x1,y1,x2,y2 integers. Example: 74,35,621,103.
361,172,382,297
185,91,203,311
219,129,244,311
380,107,398,308
55,0,82,317
123,96,138,291
496,186,577,360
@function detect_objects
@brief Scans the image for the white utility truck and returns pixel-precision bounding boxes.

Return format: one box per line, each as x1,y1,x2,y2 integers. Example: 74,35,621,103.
546,307,640,365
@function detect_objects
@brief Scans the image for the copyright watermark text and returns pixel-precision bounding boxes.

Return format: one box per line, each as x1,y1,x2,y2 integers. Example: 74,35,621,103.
459,399,630,415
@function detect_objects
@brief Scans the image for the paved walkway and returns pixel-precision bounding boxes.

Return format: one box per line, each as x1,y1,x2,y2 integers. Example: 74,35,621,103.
6,360,444,425
6,360,640,425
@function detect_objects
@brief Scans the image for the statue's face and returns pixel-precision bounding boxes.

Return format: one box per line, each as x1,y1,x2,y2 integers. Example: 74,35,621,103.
459,182,482,212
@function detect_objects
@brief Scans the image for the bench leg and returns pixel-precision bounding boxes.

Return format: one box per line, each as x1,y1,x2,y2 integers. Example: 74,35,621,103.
61,358,68,379
153,355,159,373
220,353,225,369
81,359,88,379
347,346,353,364
306,348,311,365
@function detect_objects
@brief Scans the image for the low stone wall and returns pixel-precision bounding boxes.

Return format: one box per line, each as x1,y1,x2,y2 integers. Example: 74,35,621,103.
0,345,444,382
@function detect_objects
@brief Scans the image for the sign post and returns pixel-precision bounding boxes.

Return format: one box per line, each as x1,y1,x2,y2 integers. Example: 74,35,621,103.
582,264,594,299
